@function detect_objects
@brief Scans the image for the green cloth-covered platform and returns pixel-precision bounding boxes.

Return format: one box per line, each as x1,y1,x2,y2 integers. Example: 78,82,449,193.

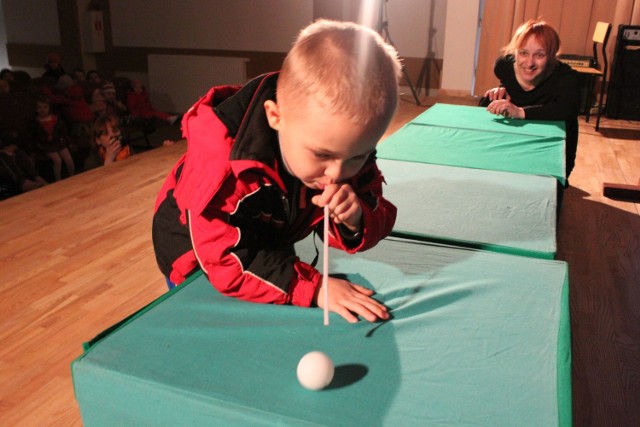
379,159,558,259
72,237,571,426
377,103,567,186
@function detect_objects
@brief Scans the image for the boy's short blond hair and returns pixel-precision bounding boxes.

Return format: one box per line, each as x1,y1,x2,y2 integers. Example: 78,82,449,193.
278,19,401,125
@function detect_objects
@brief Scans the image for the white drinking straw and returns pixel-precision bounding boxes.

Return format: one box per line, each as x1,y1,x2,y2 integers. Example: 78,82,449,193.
323,205,329,326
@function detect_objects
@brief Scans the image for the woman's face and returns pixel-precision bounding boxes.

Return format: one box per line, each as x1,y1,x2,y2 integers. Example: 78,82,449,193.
515,35,549,86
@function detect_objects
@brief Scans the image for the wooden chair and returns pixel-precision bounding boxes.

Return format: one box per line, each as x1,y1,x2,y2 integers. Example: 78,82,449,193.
570,22,612,131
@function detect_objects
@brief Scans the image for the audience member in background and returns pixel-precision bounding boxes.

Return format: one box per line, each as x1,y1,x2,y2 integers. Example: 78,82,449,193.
101,81,128,119
89,87,107,117
1,68,14,83
51,75,94,126
31,95,75,181
71,68,86,84
49,75,94,165
86,70,102,86
127,79,179,125
0,138,47,200
42,52,66,82
0,79,10,95
84,114,132,170
85,70,103,103
480,18,580,181
0,76,36,153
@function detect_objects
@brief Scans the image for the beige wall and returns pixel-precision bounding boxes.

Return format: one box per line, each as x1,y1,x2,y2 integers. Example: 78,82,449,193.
1,0,447,95
441,0,481,95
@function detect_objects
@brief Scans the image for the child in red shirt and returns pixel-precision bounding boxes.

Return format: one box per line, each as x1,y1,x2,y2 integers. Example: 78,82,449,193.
32,96,75,181
127,79,178,124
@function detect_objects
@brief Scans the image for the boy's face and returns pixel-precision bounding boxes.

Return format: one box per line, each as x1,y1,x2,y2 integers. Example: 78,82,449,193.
97,123,122,147
264,97,386,190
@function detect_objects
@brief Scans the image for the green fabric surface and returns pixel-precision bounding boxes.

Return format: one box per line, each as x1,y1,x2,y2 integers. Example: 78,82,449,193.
72,238,571,426
377,104,567,186
411,103,567,138
379,159,557,259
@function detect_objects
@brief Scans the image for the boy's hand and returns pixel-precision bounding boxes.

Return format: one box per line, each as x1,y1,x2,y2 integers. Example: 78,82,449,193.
311,183,362,233
104,136,123,162
315,276,389,323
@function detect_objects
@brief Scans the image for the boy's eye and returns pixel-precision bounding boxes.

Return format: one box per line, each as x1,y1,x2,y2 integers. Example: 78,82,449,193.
314,152,332,160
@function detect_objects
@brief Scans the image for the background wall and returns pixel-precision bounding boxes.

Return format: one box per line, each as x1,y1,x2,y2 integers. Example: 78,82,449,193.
0,0,487,113
1,0,454,99
475,0,640,96
3,0,638,105
0,1,9,69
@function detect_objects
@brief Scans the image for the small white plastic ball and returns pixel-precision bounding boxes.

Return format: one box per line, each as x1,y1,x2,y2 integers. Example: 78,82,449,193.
296,351,334,390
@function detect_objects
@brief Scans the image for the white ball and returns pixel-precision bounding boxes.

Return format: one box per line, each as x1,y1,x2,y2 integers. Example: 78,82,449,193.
296,351,335,390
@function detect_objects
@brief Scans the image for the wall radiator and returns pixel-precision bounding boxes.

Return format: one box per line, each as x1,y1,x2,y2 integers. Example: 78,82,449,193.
148,54,248,114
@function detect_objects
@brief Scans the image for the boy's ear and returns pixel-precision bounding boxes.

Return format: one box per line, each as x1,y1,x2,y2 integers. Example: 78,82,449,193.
263,100,281,131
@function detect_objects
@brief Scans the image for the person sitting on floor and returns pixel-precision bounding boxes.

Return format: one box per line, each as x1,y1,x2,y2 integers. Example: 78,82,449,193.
0,138,47,199
101,81,128,119
127,79,179,125
84,114,132,170
30,95,75,181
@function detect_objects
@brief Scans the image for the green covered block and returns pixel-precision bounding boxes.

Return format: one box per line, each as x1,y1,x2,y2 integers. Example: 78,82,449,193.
379,159,558,259
72,238,571,426
377,103,566,186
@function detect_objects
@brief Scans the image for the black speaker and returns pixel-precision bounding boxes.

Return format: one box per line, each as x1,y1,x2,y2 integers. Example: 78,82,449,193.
606,25,640,120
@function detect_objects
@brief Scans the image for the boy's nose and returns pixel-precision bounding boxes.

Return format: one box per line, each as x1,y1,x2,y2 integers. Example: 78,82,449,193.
325,160,347,182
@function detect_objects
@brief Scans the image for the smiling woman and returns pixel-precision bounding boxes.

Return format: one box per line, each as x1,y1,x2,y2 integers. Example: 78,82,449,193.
479,19,581,181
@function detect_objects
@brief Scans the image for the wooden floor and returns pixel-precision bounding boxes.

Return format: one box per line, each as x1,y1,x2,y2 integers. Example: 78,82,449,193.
1,93,638,426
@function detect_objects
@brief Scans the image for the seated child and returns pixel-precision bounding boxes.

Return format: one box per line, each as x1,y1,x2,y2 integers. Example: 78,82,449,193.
89,87,107,117
84,114,132,170
101,81,128,119
152,19,401,323
0,140,47,199
31,95,75,181
127,79,178,124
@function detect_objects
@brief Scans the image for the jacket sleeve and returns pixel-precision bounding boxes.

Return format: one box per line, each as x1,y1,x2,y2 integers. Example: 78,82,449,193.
188,182,320,308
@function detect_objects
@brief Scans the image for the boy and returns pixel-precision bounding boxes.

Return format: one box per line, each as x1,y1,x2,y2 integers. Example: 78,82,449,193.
84,115,130,170
152,19,400,323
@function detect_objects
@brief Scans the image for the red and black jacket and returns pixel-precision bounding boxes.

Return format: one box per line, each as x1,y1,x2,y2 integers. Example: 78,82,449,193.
152,73,396,307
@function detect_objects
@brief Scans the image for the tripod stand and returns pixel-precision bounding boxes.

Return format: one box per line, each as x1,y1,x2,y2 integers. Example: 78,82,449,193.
377,0,422,105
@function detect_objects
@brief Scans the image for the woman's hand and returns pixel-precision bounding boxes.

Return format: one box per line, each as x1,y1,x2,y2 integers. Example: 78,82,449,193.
484,86,510,101
486,99,525,119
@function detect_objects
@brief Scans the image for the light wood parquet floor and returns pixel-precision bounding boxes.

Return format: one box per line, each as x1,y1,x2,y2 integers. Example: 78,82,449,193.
0,93,638,426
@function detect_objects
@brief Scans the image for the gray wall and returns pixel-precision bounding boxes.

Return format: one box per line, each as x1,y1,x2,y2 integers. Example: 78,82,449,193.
1,0,481,95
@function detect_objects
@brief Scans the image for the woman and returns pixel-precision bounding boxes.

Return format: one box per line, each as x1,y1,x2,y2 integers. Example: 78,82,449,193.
481,19,581,181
